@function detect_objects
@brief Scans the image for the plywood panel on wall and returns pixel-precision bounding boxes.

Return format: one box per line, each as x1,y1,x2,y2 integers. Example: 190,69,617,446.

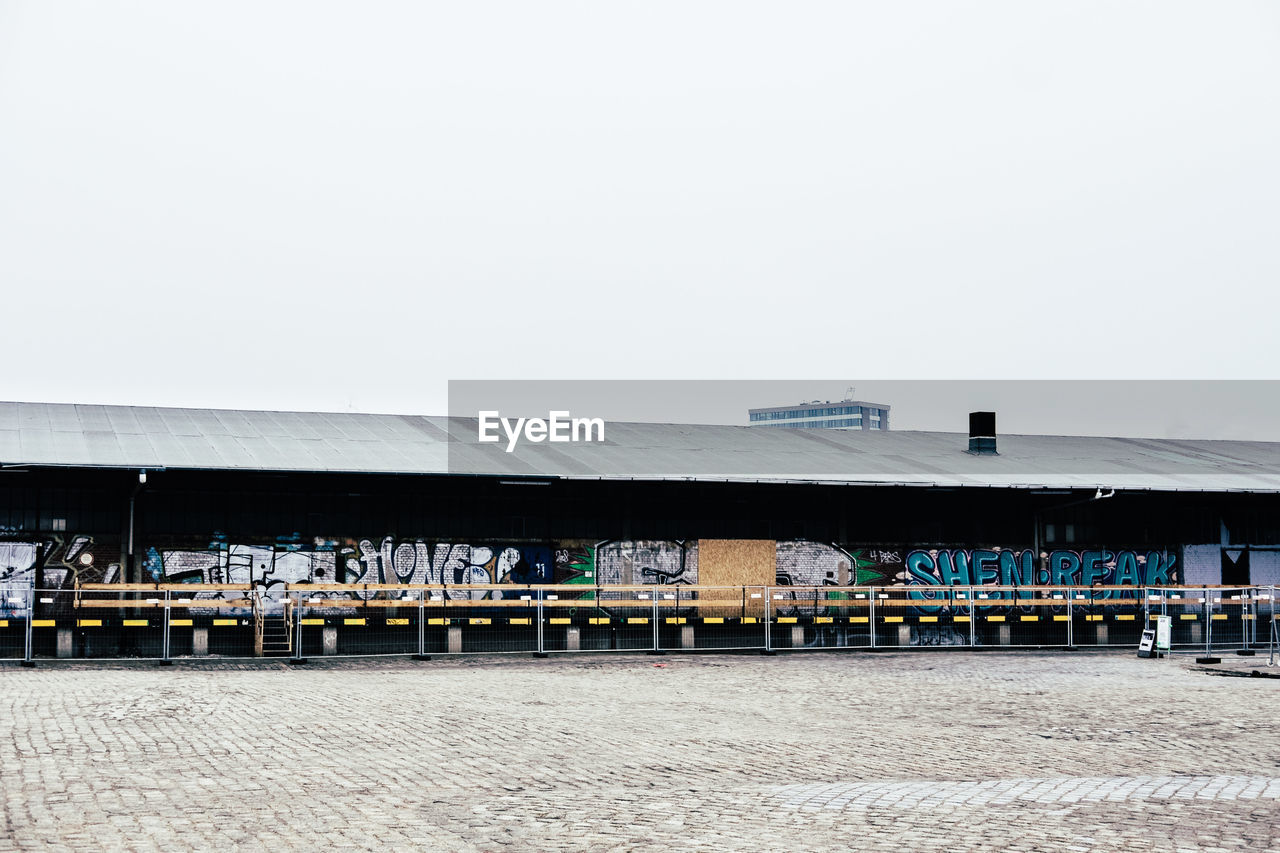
698,539,775,587
697,539,774,618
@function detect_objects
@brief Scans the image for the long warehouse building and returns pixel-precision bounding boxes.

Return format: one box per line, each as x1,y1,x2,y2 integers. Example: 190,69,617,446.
0,401,1278,597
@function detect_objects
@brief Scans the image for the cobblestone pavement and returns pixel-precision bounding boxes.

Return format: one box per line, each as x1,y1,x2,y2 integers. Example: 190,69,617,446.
1,651,1277,851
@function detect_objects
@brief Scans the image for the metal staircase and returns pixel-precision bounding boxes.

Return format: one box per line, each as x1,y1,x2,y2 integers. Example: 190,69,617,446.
253,593,293,657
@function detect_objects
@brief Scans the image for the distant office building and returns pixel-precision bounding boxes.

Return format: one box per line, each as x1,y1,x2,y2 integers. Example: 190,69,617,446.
748,394,890,430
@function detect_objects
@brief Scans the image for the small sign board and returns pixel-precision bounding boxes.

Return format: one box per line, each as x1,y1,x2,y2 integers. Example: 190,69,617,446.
1155,615,1171,651
1137,628,1157,658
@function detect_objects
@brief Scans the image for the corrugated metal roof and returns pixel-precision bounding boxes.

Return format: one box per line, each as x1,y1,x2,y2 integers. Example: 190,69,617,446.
1,401,1279,492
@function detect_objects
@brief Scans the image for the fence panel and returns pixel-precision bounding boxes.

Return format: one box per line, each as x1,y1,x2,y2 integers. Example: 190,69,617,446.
1158,587,1207,650
1002,588,1071,647
73,585,172,659
1067,586,1143,648
17,582,1266,661
909,586,975,648
537,584,650,653
28,588,80,660
586,585,662,653
765,586,870,651
301,588,417,657
1207,587,1253,653
648,585,765,652
786,586,865,649
0,584,31,660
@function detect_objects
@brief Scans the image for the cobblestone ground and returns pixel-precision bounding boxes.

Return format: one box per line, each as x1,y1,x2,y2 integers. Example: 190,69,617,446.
1,650,1278,852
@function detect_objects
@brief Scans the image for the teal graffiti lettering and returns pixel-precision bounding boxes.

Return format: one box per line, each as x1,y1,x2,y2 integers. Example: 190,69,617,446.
1080,550,1106,590
1145,551,1174,585
1050,551,1080,586
999,550,1033,586
973,550,999,585
1114,551,1140,587
906,551,941,586
936,550,971,586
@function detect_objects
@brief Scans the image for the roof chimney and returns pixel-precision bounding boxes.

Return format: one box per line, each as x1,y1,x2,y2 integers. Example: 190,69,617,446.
968,411,997,454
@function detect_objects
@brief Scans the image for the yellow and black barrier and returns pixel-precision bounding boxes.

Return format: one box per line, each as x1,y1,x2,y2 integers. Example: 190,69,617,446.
3,582,1267,661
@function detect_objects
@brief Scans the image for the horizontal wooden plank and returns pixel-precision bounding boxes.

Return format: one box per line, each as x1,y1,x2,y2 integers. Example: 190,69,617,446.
78,583,1225,595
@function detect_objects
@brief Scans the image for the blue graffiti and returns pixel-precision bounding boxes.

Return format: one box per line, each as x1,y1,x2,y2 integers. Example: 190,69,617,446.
906,548,1178,589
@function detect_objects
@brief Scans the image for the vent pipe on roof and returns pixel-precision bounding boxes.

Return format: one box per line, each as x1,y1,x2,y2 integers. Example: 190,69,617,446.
968,412,997,454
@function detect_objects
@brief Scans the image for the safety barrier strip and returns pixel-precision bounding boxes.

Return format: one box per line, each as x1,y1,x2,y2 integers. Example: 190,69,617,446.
274,615,765,627
203,613,1202,627
36,613,1174,627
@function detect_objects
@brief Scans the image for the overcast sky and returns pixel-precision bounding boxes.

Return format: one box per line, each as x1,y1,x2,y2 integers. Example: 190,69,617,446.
2,2,1278,437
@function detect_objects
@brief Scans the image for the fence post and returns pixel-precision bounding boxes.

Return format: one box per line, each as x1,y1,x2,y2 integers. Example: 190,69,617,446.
869,588,877,650
1197,586,1220,664
968,586,976,647
1247,586,1257,650
159,590,173,666
289,590,308,665
413,589,430,661
534,589,547,658
21,581,35,667
647,589,663,655
1264,584,1274,666
761,587,775,655
1066,588,1074,650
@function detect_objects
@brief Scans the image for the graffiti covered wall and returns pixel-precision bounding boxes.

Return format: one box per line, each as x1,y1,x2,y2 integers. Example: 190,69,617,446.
5,536,1187,595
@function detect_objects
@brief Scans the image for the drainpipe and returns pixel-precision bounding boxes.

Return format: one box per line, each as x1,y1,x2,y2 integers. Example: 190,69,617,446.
128,470,147,583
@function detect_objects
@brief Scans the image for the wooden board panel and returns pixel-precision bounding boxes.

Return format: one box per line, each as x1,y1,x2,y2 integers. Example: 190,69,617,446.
697,539,774,616
698,539,774,587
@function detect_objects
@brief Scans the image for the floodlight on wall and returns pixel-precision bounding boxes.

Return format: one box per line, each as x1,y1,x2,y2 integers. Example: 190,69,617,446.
138,469,147,484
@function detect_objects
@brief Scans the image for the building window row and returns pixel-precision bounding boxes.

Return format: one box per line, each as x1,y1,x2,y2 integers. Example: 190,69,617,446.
750,405,864,422
758,417,873,429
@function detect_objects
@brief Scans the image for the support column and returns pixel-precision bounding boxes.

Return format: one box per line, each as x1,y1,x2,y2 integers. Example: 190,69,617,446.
192,627,209,656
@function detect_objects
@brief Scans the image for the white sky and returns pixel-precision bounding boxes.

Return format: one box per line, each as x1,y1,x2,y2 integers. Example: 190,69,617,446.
2,2,1278,432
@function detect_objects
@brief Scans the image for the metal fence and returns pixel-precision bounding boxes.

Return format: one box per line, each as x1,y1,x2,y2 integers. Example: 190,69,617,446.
3,583,1276,664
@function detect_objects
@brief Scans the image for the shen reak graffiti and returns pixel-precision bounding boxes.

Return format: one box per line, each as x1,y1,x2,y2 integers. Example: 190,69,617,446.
903,548,1180,590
